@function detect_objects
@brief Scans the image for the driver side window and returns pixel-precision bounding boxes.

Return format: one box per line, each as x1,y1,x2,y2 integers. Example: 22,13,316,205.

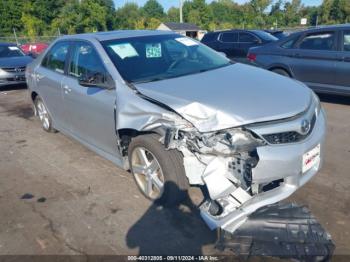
69,42,107,81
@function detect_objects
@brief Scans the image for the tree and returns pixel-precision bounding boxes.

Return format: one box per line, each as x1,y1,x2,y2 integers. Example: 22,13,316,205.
167,7,180,22
183,0,212,29
114,3,142,29
142,0,164,20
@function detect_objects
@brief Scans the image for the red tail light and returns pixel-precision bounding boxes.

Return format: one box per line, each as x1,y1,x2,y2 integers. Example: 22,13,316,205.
247,53,257,62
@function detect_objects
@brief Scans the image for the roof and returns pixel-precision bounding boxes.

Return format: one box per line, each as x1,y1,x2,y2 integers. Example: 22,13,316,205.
59,30,174,42
0,42,16,46
162,22,200,31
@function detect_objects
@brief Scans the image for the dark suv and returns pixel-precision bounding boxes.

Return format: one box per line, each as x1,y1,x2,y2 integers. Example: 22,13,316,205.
248,25,350,96
201,29,277,61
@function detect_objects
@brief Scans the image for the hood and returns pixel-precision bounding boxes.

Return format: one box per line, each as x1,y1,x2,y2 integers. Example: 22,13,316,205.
0,56,33,68
134,63,311,132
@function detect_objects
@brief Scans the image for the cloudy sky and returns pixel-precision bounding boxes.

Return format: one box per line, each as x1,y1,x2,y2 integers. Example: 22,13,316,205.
114,0,322,10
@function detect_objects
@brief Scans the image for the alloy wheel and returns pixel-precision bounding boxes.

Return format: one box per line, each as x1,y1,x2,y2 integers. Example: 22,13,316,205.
131,147,165,199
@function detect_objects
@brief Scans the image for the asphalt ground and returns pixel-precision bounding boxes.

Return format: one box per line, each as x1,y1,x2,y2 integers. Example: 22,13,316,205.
0,85,349,257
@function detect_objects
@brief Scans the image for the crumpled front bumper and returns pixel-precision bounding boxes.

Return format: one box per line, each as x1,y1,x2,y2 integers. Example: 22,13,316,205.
200,108,326,233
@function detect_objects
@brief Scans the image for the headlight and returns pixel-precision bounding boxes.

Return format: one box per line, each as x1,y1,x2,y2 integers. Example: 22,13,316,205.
201,128,265,154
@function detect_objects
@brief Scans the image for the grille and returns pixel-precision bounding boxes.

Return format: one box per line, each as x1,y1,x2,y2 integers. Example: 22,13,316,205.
1,66,26,73
263,114,316,144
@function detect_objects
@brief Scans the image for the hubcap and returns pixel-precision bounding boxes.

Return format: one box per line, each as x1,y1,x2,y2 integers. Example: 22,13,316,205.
131,147,165,199
36,100,50,130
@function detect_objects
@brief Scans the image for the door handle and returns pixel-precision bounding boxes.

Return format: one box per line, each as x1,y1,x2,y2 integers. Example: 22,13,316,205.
294,53,301,58
63,85,72,93
343,57,350,62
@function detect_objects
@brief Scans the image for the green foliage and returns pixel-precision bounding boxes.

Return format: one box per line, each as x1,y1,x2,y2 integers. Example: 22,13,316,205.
1,0,350,38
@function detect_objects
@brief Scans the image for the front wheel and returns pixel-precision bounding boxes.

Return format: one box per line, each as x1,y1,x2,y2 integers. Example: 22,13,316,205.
128,134,189,206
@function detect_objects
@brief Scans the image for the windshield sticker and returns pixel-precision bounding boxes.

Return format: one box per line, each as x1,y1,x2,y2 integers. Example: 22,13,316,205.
8,46,19,51
175,37,198,46
109,43,138,59
146,43,162,58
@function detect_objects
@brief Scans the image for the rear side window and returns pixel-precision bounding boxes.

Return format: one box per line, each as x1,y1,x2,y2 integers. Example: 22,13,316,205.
343,31,350,51
42,42,69,74
239,33,258,43
281,38,297,49
299,32,335,51
69,42,107,80
220,32,238,43
202,33,218,42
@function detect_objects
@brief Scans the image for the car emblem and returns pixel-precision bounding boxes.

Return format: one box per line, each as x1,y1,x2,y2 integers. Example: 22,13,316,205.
15,67,22,73
300,119,311,135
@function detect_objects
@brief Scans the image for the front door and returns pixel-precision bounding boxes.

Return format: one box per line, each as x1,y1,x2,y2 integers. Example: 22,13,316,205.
333,30,350,95
62,41,119,157
289,31,338,91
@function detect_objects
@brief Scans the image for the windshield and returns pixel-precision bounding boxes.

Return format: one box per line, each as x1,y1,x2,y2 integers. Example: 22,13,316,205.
102,34,231,83
0,45,25,58
252,31,278,42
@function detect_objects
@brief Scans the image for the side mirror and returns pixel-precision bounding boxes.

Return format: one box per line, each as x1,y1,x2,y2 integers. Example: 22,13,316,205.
78,72,115,90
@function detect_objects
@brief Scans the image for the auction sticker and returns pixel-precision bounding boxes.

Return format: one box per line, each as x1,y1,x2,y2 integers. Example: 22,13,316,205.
146,43,162,58
175,37,198,46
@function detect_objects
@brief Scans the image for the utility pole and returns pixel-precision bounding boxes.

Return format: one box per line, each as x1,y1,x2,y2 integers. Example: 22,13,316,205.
179,0,183,23
13,28,19,46
316,15,319,27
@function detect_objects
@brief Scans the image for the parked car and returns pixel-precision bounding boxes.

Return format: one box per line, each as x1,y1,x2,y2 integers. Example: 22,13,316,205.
26,31,325,233
248,24,350,96
21,42,49,57
264,30,289,39
201,29,278,60
0,43,33,87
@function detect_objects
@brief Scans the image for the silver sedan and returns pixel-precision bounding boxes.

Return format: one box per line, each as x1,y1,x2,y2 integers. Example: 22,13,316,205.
26,30,326,233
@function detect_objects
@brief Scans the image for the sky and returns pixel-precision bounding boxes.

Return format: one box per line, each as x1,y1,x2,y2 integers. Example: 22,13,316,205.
113,0,323,10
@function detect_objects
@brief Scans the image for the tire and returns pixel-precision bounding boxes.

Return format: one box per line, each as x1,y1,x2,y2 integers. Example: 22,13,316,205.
128,134,189,206
271,68,290,77
34,96,56,133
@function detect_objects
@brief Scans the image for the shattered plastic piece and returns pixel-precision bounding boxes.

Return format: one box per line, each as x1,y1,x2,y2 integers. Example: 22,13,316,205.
37,197,46,203
202,158,236,200
216,202,335,261
20,193,34,200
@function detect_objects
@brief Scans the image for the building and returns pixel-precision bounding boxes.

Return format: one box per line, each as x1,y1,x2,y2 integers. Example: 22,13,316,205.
157,22,206,40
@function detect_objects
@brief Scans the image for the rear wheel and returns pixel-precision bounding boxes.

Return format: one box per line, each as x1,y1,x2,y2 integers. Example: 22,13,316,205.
34,97,56,133
271,68,290,77
128,134,189,206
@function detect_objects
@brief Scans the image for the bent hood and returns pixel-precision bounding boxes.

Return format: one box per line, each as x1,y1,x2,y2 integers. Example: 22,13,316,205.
0,56,33,68
134,63,311,132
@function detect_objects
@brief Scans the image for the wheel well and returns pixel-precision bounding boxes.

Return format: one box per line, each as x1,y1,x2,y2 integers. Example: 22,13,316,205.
269,67,291,77
31,91,38,102
118,128,160,156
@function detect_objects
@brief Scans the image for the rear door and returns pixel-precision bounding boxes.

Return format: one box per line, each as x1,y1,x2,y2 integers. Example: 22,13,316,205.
62,40,119,156
333,30,350,95
288,31,338,91
35,41,70,130
217,32,240,59
238,32,261,58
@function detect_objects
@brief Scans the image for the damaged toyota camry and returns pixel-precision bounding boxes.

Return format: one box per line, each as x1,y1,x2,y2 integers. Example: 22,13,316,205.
26,30,326,233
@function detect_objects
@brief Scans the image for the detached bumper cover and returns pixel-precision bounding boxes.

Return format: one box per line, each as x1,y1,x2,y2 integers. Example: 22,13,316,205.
200,109,326,233
216,202,335,260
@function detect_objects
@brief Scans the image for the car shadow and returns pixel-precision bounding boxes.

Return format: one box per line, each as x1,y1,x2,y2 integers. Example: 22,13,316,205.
318,93,350,106
0,84,27,92
125,182,217,255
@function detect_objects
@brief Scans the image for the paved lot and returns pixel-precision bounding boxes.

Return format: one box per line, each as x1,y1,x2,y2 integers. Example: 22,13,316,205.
0,86,349,256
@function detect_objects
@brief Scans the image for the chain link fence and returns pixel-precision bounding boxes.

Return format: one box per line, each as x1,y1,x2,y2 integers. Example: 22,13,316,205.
0,36,58,45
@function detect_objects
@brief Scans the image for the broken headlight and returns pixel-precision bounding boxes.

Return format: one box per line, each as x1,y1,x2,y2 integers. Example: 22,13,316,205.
198,128,265,156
